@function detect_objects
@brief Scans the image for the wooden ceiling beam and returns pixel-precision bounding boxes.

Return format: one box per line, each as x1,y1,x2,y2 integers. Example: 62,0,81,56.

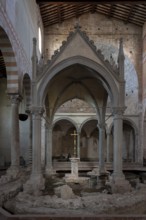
90,4,97,13
38,2,146,27
108,4,116,18
37,1,146,4
126,7,137,23
57,5,62,23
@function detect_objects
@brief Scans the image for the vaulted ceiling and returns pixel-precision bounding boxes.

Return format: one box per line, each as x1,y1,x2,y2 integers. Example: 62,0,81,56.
36,1,146,27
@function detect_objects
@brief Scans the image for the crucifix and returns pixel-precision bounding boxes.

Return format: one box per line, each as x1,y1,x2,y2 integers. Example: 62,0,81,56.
70,130,78,158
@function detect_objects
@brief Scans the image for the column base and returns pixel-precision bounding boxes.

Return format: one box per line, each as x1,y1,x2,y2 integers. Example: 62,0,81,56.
108,173,132,194
97,172,110,188
45,166,56,176
6,165,20,178
23,173,45,196
99,167,108,176
0,166,20,185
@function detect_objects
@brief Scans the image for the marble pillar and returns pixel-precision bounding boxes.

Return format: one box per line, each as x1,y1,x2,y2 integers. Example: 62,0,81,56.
111,108,131,193
45,123,54,175
7,94,21,177
98,123,106,174
112,108,125,181
29,113,33,165
31,107,43,176
25,111,32,165
106,132,110,163
77,132,80,159
23,106,45,195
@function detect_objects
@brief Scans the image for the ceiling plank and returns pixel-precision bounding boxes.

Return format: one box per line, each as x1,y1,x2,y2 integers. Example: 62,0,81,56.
38,2,146,27
37,1,146,4
108,4,116,18
57,5,62,23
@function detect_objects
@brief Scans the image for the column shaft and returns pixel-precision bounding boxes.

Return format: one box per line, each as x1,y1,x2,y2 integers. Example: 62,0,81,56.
10,95,21,170
45,124,53,173
99,125,106,174
106,133,110,163
31,107,43,176
28,113,32,165
113,109,125,180
77,132,80,158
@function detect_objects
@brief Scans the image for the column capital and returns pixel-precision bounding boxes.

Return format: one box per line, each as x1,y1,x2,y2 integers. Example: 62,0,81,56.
45,123,53,130
9,94,22,104
106,131,111,135
45,123,49,129
31,106,44,116
98,123,106,129
112,107,126,115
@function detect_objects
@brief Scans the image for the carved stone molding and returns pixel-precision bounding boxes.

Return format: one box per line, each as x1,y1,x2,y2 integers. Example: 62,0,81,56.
112,107,126,116
31,106,44,116
98,123,106,130
9,94,22,105
46,24,118,75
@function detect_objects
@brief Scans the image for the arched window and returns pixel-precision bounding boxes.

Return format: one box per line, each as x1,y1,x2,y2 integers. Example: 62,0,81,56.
38,27,42,54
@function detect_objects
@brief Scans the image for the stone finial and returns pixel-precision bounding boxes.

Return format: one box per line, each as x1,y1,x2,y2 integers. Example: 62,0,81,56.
32,38,38,80
32,38,38,60
33,37,37,45
74,22,81,30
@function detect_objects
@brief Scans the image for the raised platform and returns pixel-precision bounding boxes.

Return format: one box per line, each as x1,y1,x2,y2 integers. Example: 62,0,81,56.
53,161,146,172
1,207,146,220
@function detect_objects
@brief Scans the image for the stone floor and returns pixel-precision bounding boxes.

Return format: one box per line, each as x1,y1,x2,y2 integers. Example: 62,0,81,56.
1,170,146,219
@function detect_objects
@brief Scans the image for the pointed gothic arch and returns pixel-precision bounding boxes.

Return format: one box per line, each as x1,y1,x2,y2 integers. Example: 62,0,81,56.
38,56,119,108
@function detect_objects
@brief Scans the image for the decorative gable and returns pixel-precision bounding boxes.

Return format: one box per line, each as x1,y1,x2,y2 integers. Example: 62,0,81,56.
46,24,118,76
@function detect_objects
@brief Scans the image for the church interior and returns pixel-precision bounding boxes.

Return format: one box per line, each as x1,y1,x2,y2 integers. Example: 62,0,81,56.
0,0,146,219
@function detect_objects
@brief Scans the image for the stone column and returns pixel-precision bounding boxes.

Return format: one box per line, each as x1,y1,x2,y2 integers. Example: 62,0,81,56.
77,132,80,159
106,132,110,163
110,108,132,193
112,108,125,181
31,107,44,176
29,113,33,165
26,111,32,165
7,94,21,176
98,123,106,174
45,123,54,175
23,106,45,195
